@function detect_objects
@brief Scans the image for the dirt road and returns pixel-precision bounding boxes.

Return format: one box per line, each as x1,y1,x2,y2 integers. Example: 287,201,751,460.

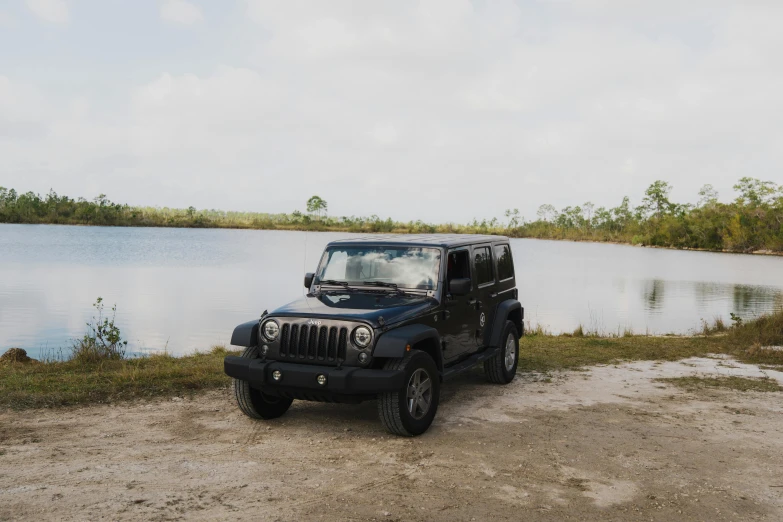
1,355,782,521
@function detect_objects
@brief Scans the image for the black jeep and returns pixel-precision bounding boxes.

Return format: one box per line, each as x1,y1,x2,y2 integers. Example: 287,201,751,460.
224,234,523,436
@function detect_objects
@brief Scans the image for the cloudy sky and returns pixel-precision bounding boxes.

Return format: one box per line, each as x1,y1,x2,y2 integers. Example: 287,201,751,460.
1,1,781,223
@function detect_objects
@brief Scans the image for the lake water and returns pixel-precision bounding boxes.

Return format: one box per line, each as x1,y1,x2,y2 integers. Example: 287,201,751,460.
1,224,782,358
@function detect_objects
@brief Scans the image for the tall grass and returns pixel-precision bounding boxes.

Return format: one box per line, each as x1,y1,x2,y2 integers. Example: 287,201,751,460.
724,311,783,357
701,316,727,335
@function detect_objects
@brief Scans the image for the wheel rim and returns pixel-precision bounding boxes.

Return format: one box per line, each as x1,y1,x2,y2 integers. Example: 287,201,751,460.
504,334,517,372
406,368,432,420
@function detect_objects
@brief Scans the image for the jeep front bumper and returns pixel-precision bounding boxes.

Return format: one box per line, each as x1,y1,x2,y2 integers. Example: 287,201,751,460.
224,356,405,394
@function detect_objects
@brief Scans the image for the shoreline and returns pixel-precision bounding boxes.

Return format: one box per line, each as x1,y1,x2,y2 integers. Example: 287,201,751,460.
2,309,781,410
2,221,781,257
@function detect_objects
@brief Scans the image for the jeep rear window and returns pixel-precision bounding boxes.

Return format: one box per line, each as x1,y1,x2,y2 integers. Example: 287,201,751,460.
495,244,514,281
316,247,441,290
474,246,494,285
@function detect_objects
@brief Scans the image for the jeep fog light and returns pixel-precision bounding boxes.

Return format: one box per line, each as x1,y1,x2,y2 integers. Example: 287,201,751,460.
316,374,327,386
272,370,282,381
358,352,369,364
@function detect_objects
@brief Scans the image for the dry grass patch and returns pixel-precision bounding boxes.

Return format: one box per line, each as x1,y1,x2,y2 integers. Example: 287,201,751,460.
655,376,782,393
0,348,35,365
518,335,712,372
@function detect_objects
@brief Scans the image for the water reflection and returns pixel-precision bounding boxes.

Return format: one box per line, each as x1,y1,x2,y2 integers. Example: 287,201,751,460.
733,284,782,317
1,225,782,357
643,280,666,312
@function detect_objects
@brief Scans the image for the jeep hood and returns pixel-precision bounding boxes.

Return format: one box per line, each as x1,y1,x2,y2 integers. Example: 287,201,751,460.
269,292,437,328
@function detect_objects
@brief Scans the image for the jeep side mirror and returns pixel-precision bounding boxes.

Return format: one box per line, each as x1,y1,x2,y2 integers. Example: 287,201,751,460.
304,273,315,289
449,278,471,296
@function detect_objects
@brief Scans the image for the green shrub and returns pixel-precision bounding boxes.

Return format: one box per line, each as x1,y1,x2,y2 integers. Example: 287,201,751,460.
70,298,127,363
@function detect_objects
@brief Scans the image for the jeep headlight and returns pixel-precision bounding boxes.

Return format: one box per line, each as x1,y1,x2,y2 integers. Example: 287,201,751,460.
262,320,279,341
353,326,372,348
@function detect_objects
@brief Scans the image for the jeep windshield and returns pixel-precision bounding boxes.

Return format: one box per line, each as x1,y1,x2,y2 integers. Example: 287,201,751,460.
315,246,441,291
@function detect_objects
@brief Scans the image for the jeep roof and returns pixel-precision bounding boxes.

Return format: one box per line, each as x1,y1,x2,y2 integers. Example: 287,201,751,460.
326,233,509,248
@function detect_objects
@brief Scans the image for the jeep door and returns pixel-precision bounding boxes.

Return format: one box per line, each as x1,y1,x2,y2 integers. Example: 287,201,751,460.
471,244,498,348
441,248,479,362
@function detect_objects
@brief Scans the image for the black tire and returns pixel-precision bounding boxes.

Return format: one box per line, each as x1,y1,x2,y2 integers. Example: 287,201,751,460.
378,351,440,437
234,346,293,420
484,321,519,384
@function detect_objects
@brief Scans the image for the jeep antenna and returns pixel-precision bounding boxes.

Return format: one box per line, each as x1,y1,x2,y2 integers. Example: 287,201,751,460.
302,229,308,295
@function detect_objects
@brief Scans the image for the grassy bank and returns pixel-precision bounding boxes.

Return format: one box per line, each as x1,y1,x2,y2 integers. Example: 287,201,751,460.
1,312,781,411
520,310,783,372
2,177,783,253
0,346,238,411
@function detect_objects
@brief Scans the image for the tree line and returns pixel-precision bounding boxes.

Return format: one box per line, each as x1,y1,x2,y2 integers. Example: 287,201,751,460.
522,178,783,253
1,177,781,253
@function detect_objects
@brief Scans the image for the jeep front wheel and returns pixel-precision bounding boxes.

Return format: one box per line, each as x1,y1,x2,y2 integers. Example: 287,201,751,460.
484,320,519,384
234,346,293,420
378,351,440,437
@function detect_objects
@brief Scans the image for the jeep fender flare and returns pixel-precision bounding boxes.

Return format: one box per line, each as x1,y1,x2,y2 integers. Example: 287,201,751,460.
373,324,443,372
231,320,260,347
488,300,523,347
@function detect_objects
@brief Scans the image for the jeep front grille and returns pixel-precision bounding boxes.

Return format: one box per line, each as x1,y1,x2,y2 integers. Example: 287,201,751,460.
279,323,348,363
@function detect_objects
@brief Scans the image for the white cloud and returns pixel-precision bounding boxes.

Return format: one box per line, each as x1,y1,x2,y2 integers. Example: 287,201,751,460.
0,10,15,28
370,124,398,145
3,2,783,222
160,0,204,26
25,0,68,24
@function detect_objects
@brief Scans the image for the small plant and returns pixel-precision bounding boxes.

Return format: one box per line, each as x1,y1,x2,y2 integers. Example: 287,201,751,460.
523,320,549,337
701,316,728,336
70,297,128,363
714,317,726,332
730,312,743,328
700,319,710,335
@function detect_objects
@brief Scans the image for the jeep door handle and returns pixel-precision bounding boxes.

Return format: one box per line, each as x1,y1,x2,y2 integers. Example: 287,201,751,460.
468,299,482,310
490,292,498,298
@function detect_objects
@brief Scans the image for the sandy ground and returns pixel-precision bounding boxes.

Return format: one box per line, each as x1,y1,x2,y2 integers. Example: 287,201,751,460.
1,355,782,521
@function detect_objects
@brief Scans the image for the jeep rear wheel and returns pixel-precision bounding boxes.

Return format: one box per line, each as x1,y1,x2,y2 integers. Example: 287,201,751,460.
378,351,440,437
484,320,519,384
234,346,293,420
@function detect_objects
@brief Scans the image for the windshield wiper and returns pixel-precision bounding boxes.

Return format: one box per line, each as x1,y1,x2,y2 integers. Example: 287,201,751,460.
363,281,398,289
362,281,415,295
318,279,349,287
313,279,356,295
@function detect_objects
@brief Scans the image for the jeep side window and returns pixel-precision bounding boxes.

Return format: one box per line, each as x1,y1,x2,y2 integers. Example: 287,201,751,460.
495,244,514,281
447,250,470,282
474,246,494,286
